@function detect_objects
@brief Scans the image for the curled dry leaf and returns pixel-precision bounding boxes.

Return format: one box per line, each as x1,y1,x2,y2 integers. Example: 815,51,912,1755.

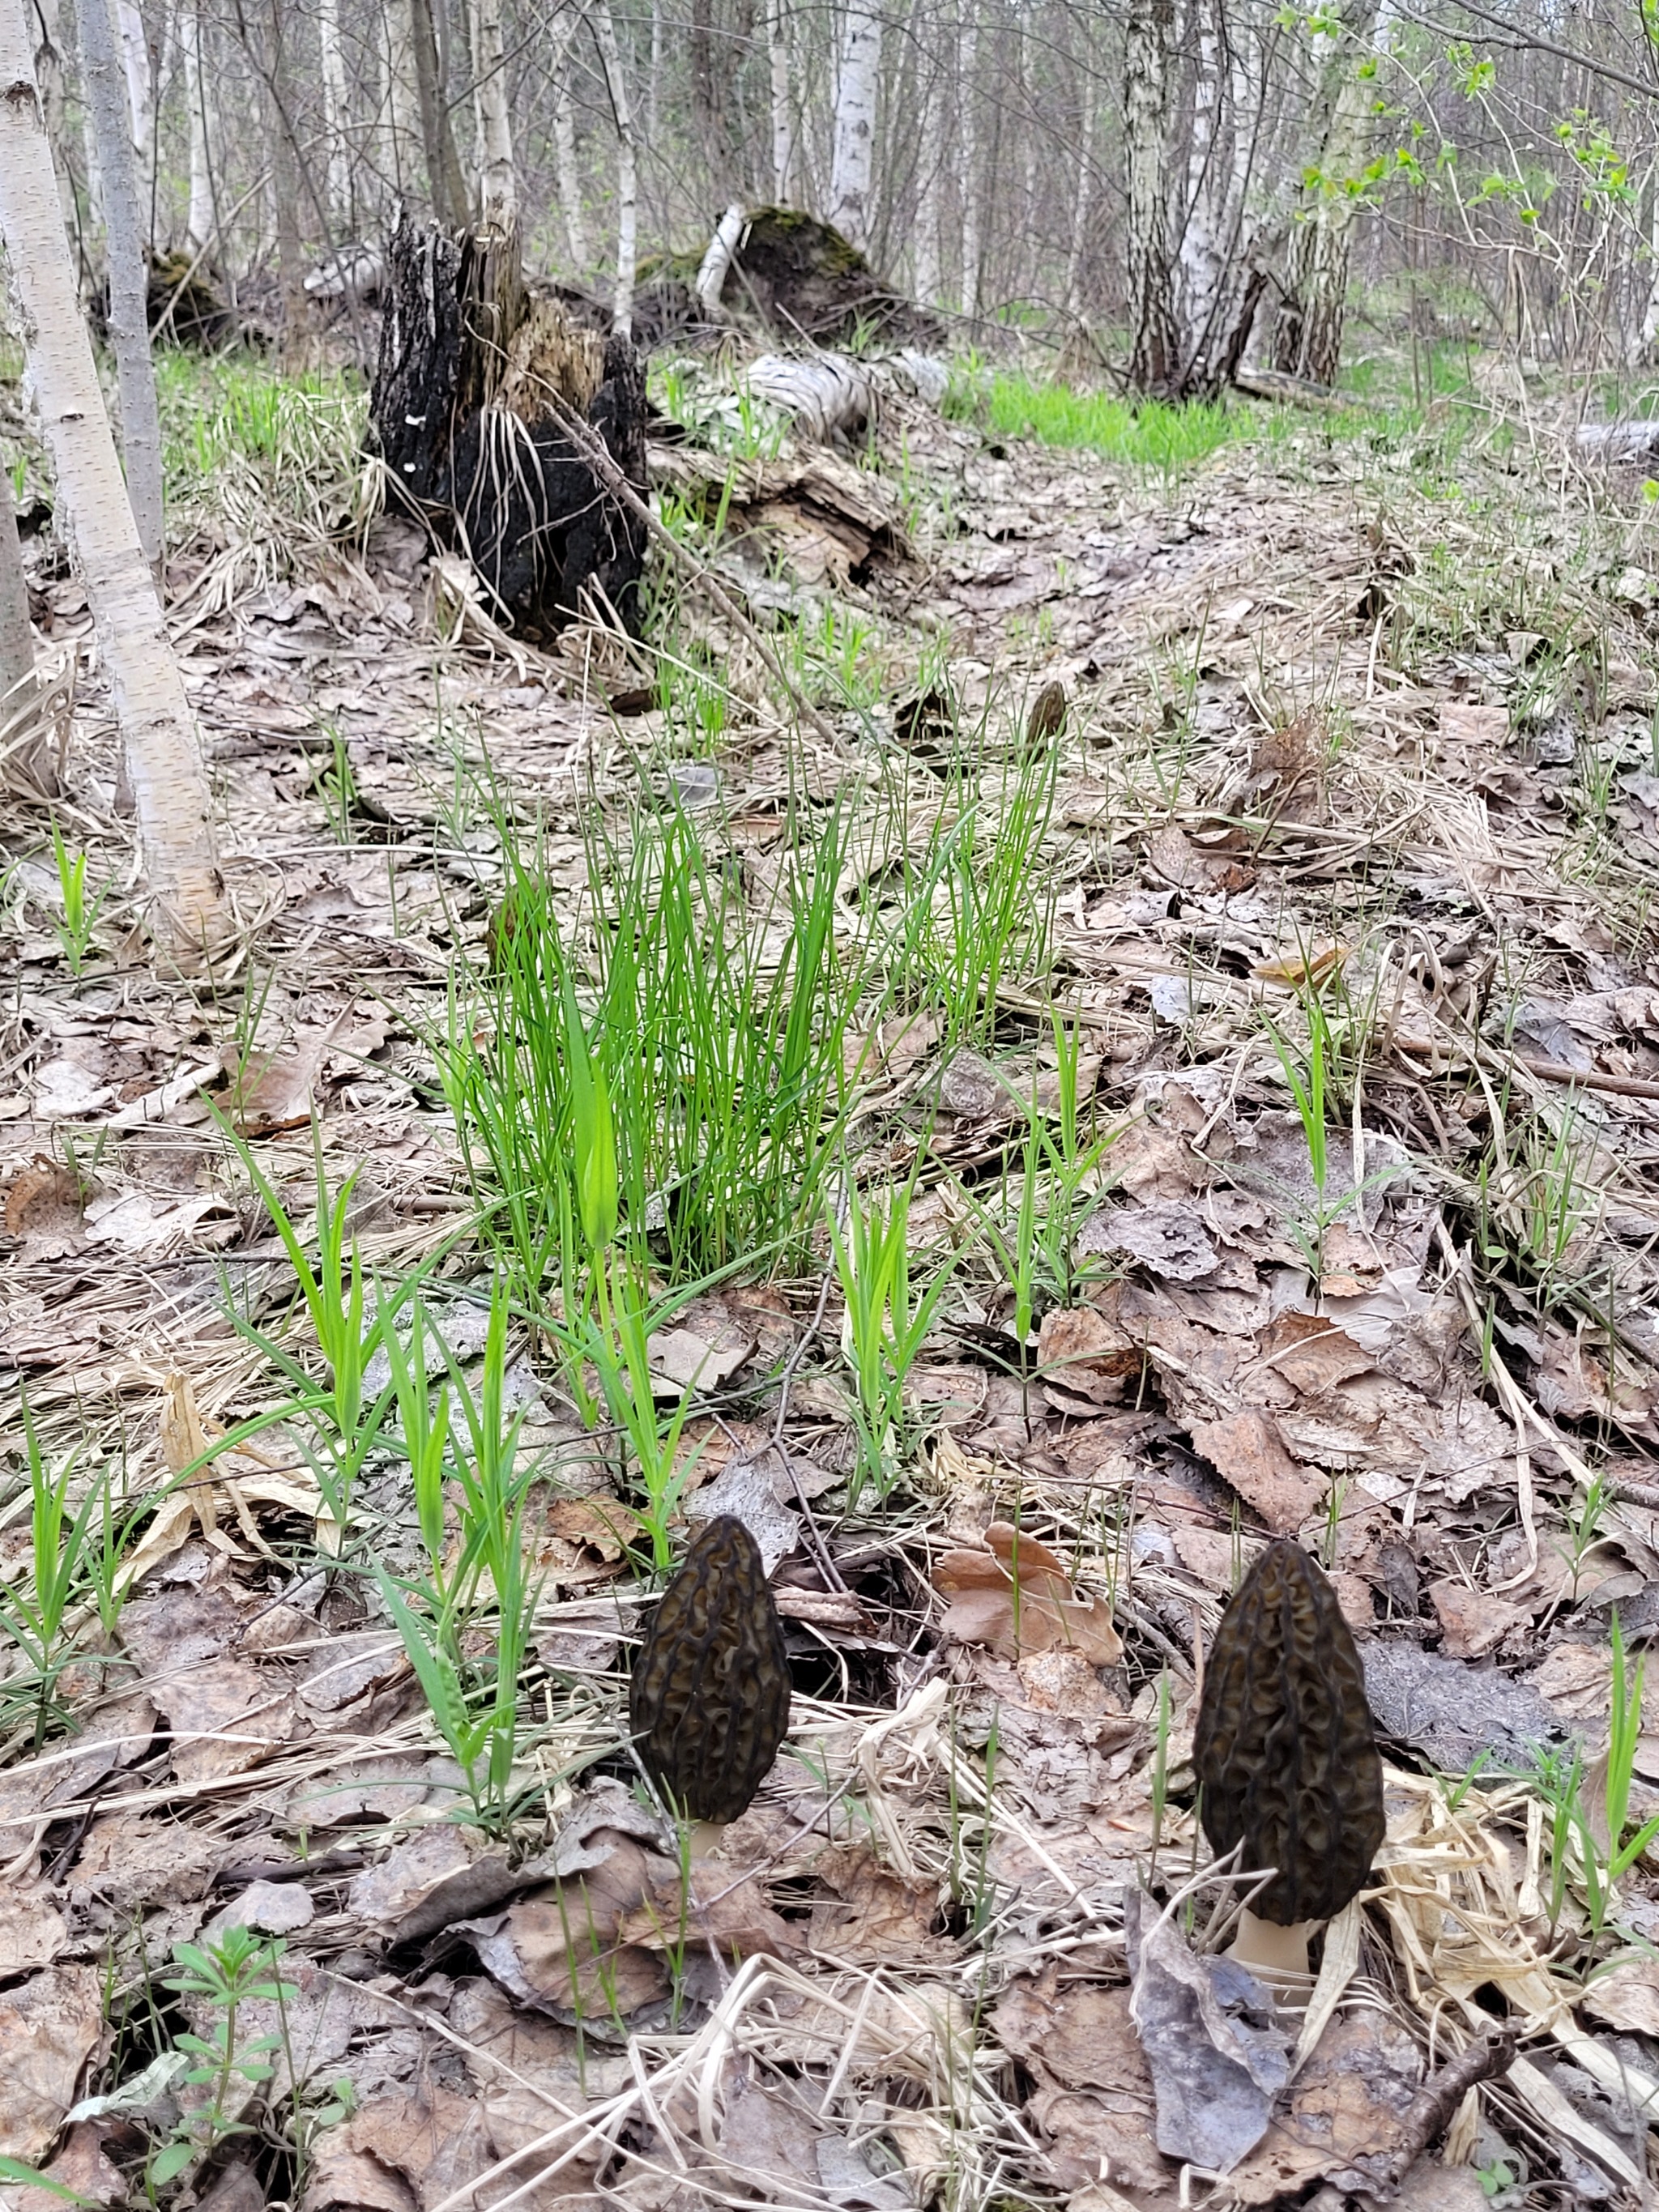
934,1521,1122,1664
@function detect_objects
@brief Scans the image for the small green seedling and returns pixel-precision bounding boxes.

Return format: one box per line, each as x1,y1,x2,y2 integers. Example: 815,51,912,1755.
48,820,108,975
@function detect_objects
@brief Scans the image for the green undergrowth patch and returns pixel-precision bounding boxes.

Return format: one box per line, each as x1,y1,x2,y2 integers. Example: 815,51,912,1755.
984,375,1239,475
153,349,376,585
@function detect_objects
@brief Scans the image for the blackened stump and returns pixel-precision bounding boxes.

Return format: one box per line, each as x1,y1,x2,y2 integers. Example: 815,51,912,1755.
629,1516,791,1825
369,214,647,641
1193,1538,1385,1926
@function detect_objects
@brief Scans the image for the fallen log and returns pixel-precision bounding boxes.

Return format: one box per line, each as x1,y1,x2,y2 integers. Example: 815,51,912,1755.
1576,419,1659,466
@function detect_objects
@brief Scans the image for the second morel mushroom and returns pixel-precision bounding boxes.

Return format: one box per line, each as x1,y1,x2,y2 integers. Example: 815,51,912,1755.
1193,1537,1386,1986
629,1515,792,1839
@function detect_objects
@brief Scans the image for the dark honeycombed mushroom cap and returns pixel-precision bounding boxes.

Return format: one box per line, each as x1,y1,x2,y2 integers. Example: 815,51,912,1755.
1193,1537,1385,1926
629,1515,792,1826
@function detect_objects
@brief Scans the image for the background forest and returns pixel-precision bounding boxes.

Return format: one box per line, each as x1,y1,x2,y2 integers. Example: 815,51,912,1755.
6,0,1659,2210
20,0,1659,394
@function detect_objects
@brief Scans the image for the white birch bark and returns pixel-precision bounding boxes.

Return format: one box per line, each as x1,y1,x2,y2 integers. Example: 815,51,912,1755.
181,2,215,249
767,0,791,200
957,3,980,313
646,0,659,147
78,0,164,569
590,0,636,335
696,200,744,309
1124,0,1176,393
554,26,590,269
471,0,516,224
112,0,152,227
317,0,352,228
914,54,941,303
1065,102,1095,323
827,0,881,248
0,3,224,954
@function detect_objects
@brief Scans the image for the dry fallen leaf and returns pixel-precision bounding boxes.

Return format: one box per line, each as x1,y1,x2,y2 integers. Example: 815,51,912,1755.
0,1964,105,2160
1187,1408,1326,1533
935,1521,1123,1663
1253,942,1350,989
1037,1305,1139,1409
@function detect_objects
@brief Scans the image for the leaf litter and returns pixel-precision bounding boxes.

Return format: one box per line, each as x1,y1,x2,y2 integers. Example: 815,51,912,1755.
2,369,1659,2212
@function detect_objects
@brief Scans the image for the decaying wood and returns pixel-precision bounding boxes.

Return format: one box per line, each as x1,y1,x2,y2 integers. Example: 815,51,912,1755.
370,212,648,637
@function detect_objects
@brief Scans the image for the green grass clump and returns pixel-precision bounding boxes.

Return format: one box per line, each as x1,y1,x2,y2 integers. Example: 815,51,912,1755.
153,350,376,589
985,377,1239,473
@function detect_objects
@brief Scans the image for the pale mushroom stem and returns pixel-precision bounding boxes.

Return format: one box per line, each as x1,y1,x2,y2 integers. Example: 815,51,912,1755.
1227,1907,1316,1996
687,1818,727,1861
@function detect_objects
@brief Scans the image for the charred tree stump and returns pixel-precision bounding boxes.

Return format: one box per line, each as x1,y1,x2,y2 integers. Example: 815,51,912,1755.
370,214,648,640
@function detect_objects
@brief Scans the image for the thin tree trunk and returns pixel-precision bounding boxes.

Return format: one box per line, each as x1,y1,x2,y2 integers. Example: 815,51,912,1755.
0,2,224,954
646,0,659,150
591,0,636,335
957,2,979,313
767,0,791,200
412,0,471,224
0,481,32,714
471,0,516,224
554,19,590,269
385,0,429,211
1273,0,1388,385
1065,100,1095,324
914,49,941,303
1123,0,1176,394
828,0,880,246
31,0,82,245
318,0,352,228
77,0,164,568
112,0,152,238
247,0,308,346
181,2,216,250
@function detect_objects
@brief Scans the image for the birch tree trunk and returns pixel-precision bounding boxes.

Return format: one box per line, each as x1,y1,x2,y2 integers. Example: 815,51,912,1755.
591,0,637,335
471,0,516,224
317,0,353,228
1123,0,1176,393
1273,0,1388,385
1065,101,1095,324
0,6,224,955
957,3,980,313
767,0,792,200
914,51,941,303
827,0,881,248
181,2,216,250
77,0,165,567
554,78,588,267
112,0,152,236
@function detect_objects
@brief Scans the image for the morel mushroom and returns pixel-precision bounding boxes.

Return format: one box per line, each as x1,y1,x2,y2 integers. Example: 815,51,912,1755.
629,1515,791,1837
1193,1537,1385,1985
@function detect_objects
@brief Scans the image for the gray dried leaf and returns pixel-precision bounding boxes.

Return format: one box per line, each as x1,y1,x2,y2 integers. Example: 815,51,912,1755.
1124,1889,1290,2172
1363,1645,1570,1770
1086,1202,1218,1282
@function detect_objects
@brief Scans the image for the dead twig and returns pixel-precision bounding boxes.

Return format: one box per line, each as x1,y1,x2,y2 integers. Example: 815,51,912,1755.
544,390,856,759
